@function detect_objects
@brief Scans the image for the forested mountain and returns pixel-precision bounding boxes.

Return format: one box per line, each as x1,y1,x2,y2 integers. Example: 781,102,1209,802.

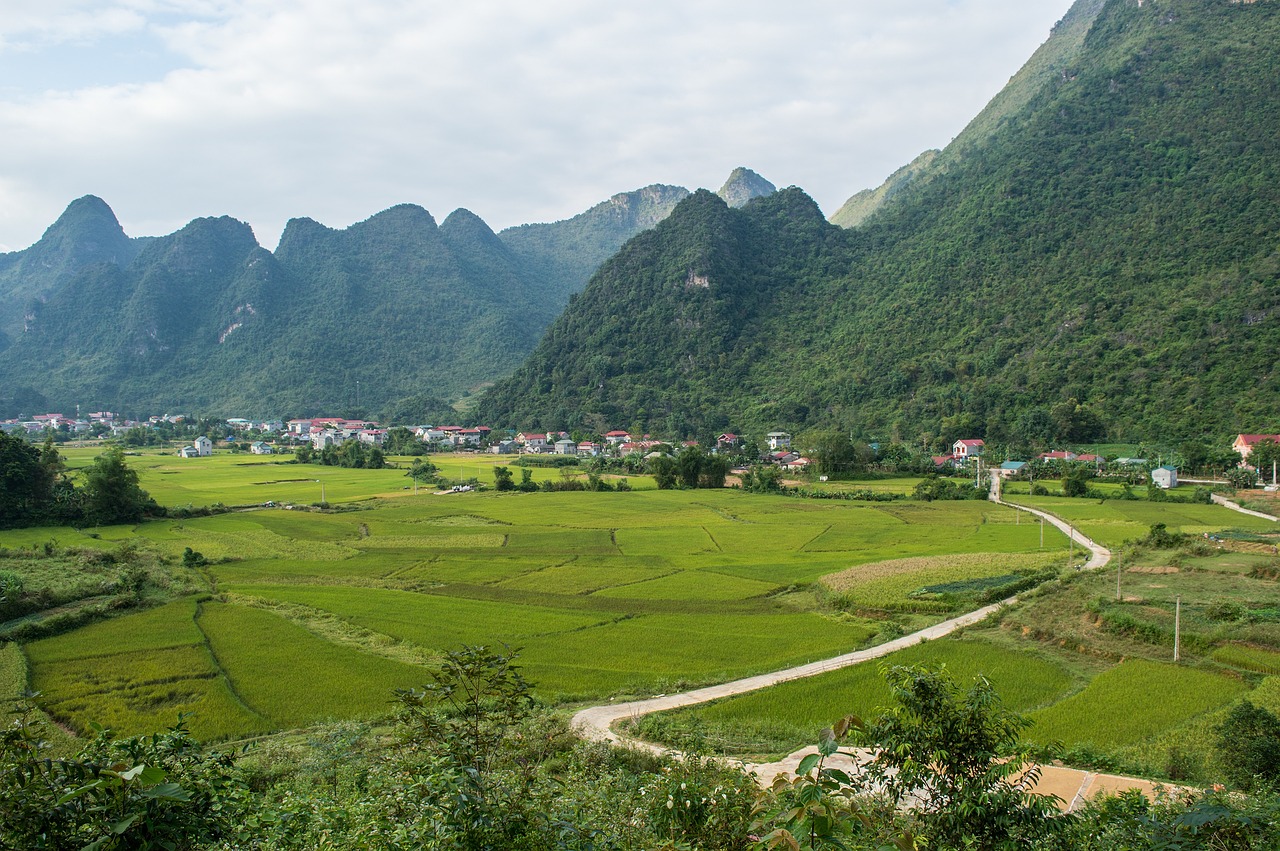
831,0,1107,227
0,197,144,347
497,184,690,308
477,0,1280,443
0,180,700,419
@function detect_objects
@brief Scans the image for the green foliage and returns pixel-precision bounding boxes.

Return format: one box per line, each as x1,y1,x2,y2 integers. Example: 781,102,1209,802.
395,645,534,773
741,465,783,494
1062,466,1092,498
755,663,1064,850
80,449,159,527
1216,700,1280,791
0,709,246,850
1226,466,1257,490
912,475,985,502
0,431,58,529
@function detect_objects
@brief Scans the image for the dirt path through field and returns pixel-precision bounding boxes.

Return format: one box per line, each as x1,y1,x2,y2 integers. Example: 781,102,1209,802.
571,492,1143,808
1210,492,1280,522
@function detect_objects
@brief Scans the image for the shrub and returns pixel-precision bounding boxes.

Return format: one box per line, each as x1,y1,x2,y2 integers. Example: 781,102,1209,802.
1216,700,1280,791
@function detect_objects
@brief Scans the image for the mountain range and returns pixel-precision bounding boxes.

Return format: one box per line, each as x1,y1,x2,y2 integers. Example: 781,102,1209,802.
0,171,773,420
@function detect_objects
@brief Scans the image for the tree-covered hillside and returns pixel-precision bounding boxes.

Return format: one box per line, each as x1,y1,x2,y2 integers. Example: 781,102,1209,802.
478,0,1280,443
0,181,701,419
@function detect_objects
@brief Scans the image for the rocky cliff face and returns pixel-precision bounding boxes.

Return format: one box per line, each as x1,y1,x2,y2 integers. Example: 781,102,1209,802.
716,167,777,208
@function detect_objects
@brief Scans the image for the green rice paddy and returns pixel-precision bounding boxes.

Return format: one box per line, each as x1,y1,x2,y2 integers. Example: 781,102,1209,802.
7,452,1278,769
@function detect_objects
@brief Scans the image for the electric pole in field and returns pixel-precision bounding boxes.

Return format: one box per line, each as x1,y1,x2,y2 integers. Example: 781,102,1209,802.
1173,595,1182,662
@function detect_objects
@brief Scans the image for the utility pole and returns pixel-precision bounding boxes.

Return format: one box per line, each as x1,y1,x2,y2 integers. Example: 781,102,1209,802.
1173,595,1182,662
1117,558,1123,601
1040,516,1044,549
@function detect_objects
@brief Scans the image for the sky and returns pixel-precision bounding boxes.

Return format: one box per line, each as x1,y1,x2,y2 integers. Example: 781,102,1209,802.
0,1,1071,253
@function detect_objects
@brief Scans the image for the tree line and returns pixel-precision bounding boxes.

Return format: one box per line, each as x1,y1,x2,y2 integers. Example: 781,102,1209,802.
0,432,159,529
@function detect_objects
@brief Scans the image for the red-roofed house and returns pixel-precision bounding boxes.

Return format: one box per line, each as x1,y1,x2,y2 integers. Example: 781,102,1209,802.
1037,451,1078,462
1234,434,1280,466
516,432,549,451
604,430,631,445
951,439,985,460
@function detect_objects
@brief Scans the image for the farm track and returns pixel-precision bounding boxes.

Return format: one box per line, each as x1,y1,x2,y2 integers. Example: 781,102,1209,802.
1211,492,1280,522
572,493,1133,805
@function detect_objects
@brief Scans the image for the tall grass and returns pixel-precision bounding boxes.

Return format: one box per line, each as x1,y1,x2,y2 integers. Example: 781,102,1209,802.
197,603,425,728
1026,659,1248,748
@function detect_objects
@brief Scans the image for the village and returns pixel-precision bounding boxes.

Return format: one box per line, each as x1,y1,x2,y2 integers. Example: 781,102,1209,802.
7,409,1280,488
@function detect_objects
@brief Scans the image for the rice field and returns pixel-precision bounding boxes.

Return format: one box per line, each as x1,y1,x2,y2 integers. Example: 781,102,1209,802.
1212,644,1280,675
5,476,1073,738
1025,659,1249,748
634,638,1077,756
9,454,1265,754
822,551,1069,611
23,599,266,739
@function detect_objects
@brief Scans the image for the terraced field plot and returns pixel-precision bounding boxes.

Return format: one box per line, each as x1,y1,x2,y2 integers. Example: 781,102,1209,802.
6,483,1067,739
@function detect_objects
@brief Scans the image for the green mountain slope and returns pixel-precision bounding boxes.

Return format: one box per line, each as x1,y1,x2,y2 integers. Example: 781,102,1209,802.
831,0,1107,227
477,189,835,436
0,196,144,350
498,184,691,306
0,177,722,418
478,0,1280,442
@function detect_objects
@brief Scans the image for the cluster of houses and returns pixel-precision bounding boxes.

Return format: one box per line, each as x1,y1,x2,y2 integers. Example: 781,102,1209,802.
502,429,694,459
0,411,175,438
940,439,1181,488
19,407,1280,490
286,418,389,451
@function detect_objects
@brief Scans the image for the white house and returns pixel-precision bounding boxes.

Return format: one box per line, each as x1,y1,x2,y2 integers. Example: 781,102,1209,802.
554,438,577,455
357,429,387,446
1151,465,1178,489
194,435,212,457
952,439,985,460
179,446,200,458
250,441,274,455
767,431,792,451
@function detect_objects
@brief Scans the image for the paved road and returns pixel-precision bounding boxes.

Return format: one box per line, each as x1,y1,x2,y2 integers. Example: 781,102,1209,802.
572,491,1131,806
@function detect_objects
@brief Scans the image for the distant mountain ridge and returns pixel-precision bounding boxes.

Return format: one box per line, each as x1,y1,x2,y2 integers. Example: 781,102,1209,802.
0,175,745,418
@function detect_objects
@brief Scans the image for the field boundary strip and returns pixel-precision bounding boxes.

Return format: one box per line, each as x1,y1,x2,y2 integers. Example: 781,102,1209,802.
193,601,268,725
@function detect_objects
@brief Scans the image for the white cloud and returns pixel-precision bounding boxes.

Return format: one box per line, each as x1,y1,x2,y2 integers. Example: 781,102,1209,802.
0,0,1069,252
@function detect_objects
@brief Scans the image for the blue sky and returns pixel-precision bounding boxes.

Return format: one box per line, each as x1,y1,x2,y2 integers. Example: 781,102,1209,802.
0,1,1070,252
